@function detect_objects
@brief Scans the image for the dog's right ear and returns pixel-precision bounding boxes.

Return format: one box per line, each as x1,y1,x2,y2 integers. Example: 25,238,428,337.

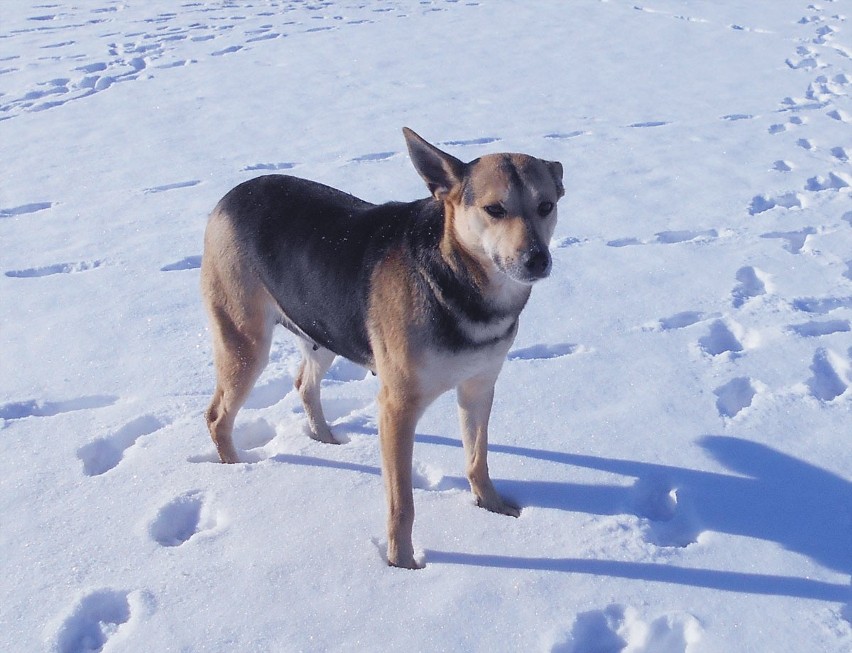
403,127,465,200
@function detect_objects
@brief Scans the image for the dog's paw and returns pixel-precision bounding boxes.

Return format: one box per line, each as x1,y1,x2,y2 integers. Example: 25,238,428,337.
476,495,521,517
382,540,424,570
387,556,425,570
306,427,342,445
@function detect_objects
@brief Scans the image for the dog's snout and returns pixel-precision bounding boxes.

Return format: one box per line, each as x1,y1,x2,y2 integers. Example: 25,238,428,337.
523,248,551,279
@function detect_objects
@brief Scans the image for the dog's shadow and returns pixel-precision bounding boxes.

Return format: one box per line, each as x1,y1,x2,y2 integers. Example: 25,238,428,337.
272,421,850,602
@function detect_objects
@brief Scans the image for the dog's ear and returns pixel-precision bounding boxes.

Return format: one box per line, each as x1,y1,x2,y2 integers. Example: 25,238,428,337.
403,127,465,200
546,160,565,198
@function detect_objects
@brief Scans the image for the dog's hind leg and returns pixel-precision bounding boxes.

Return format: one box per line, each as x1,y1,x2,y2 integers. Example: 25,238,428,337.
294,338,339,444
201,220,275,463
203,298,274,463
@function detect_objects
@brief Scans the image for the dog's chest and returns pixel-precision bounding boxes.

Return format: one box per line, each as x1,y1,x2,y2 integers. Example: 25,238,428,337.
416,322,517,397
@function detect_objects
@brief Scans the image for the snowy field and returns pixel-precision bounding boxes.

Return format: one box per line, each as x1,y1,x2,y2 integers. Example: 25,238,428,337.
1,0,850,651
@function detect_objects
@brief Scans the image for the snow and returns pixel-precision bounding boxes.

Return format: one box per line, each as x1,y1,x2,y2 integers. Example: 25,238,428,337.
1,0,850,651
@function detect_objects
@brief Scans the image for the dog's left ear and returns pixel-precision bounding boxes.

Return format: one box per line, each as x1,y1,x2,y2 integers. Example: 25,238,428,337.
403,127,465,200
546,160,565,198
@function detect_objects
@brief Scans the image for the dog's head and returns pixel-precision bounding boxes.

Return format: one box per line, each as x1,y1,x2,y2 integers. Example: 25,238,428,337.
404,127,564,285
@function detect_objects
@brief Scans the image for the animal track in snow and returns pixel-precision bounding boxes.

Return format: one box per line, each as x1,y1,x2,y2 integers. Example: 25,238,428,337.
242,161,296,171
654,229,717,244
748,191,805,215
160,255,201,272
0,201,53,217
760,227,816,254
144,180,200,193
553,604,703,653
807,347,849,401
51,589,154,653
5,259,105,278
698,320,743,357
630,477,701,548
0,395,117,423
411,460,462,492
788,319,850,337
793,295,852,314
721,113,754,121
827,108,850,122
350,151,396,162
655,311,708,331
148,491,219,546
544,131,588,140
438,136,500,146
628,120,670,128
77,415,168,476
731,266,768,307
714,377,757,418
606,230,718,247
508,343,588,361
805,171,851,191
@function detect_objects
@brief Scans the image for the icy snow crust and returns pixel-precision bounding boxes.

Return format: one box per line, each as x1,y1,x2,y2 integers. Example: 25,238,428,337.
1,1,850,651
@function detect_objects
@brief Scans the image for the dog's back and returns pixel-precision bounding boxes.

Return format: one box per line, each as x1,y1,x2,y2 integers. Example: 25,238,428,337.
207,174,438,367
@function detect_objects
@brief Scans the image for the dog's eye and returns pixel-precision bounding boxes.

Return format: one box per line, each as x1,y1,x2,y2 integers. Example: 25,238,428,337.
537,201,554,217
484,204,507,218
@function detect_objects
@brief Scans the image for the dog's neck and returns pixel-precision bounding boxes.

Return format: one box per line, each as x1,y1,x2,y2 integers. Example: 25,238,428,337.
439,201,531,315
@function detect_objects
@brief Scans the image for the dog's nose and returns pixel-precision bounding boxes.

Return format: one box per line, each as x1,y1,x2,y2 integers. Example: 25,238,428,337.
523,248,551,279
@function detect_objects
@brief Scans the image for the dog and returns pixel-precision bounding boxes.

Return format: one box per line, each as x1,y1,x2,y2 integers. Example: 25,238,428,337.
201,128,563,568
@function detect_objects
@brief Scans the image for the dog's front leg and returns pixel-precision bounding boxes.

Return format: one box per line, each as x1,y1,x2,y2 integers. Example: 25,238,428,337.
378,384,423,569
457,375,520,517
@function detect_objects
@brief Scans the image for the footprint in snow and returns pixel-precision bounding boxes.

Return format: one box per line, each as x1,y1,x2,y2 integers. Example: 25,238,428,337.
5,259,105,278
714,377,758,418
792,295,852,314
438,137,501,146
552,604,702,653
350,151,396,163
698,320,744,358
805,171,851,191
760,227,816,254
211,45,243,56
807,347,849,402
0,201,53,217
654,311,708,331
50,589,154,653
144,180,200,193
630,476,702,547
148,491,220,547
544,131,588,140
243,162,296,171
627,121,670,128
748,191,805,215
731,266,768,308
787,319,850,337
0,395,117,424
607,230,717,247
77,415,168,476
508,343,587,361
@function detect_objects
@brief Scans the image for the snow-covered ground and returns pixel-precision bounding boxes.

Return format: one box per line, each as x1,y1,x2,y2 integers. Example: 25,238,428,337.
1,1,850,651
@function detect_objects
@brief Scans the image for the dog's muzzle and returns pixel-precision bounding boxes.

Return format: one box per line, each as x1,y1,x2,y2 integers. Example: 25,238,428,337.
522,248,552,280
500,247,551,284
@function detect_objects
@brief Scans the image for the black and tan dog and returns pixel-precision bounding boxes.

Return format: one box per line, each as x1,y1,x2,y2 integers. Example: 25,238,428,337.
201,128,563,568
